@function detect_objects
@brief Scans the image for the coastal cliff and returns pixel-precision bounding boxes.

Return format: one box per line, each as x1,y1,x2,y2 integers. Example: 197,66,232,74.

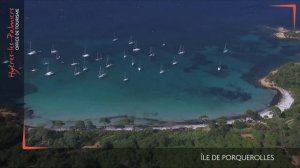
274,27,300,39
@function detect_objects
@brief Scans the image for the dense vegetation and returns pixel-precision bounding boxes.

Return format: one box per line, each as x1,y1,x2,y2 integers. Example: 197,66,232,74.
0,63,300,167
0,115,294,167
284,31,300,38
268,63,300,119
267,63,300,149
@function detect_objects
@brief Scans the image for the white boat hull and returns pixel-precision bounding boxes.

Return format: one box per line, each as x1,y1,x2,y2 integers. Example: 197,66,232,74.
133,48,141,52
74,72,81,76
2,60,9,64
98,73,107,79
45,71,54,76
27,51,37,56
82,54,90,58
106,64,113,68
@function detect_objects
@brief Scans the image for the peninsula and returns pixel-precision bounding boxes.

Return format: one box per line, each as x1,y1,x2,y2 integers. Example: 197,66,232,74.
274,27,300,39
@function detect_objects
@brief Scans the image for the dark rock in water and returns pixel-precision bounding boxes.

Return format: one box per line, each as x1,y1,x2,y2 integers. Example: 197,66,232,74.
190,54,213,66
208,87,252,102
183,54,212,73
183,65,200,73
226,84,242,91
24,83,38,96
241,56,286,86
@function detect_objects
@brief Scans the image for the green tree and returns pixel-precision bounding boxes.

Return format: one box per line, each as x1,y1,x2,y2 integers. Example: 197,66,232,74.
245,109,261,121
233,120,247,129
119,116,135,125
51,120,65,128
101,140,113,149
99,117,111,127
86,120,96,129
74,120,86,131
269,106,281,117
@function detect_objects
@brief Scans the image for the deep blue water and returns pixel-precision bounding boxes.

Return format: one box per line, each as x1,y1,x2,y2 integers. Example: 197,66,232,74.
24,0,300,125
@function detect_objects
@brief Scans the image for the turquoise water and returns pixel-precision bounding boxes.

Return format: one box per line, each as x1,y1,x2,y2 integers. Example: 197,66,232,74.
24,38,276,123
24,0,300,124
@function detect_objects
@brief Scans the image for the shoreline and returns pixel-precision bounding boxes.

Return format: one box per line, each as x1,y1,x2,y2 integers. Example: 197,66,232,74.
273,27,300,39
258,70,294,118
25,70,295,131
99,71,294,130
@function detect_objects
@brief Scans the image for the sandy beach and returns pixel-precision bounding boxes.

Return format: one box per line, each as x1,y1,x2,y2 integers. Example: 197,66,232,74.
258,71,294,118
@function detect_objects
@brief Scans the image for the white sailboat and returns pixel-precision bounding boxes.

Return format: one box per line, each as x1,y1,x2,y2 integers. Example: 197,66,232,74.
27,40,37,56
112,33,118,42
178,45,185,55
74,66,81,76
95,52,102,61
31,64,37,72
55,52,61,60
149,47,155,57
223,43,228,54
162,40,166,47
123,50,127,59
44,64,54,76
2,60,9,64
217,61,222,71
98,66,107,79
138,63,142,71
82,49,90,58
131,56,135,66
172,55,178,65
128,35,134,45
50,44,57,54
70,58,78,66
43,57,49,65
82,58,88,71
2,59,9,64
123,73,129,82
159,64,165,74
105,56,113,68
133,41,141,52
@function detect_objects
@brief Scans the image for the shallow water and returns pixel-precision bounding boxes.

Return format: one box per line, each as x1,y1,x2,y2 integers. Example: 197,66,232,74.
24,0,300,124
